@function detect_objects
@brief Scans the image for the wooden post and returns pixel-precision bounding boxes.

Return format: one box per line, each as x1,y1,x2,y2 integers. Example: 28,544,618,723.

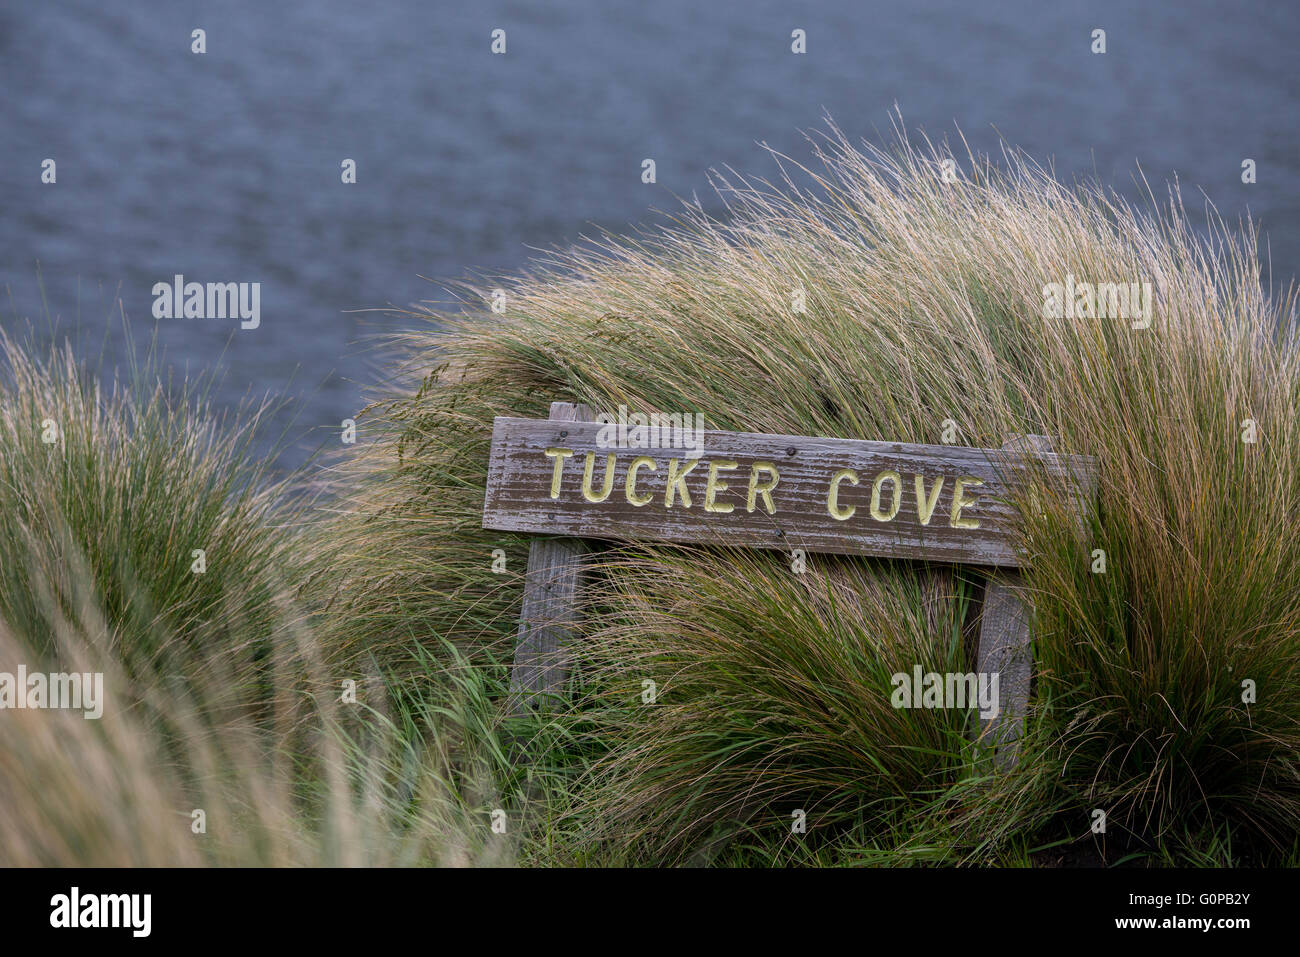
973,433,1053,770
506,402,593,717
485,414,1096,772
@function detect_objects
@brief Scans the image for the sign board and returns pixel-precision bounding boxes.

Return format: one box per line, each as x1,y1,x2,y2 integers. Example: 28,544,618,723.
483,416,1097,568
487,404,1100,770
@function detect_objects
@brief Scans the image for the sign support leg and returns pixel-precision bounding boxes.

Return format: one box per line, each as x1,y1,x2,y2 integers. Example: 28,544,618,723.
973,433,1052,770
507,401,593,717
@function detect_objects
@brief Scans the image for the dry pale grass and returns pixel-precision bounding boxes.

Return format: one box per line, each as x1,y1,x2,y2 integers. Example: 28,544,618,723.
317,113,1300,862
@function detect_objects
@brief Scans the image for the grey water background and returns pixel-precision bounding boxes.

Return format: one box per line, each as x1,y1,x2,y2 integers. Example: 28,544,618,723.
2,0,1297,469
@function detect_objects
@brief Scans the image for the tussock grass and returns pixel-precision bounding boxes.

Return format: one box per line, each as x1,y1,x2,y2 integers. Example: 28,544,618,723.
564,548,978,864
0,327,303,698
0,557,521,866
319,116,1300,863
0,330,518,865
3,114,1298,865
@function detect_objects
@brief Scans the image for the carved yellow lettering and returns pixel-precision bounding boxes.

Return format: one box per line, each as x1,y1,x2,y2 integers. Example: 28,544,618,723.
827,468,859,520
870,470,902,522
746,462,779,514
665,458,699,508
949,475,985,529
914,475,944,525
581,452,618,503
704,460,738,513
544,447,574,499
625,456,656,506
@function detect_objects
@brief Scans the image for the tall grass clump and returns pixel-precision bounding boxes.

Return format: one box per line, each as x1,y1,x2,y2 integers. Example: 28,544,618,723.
0,326,306,697
0,324,517,865
319,114,1300,864
563,548,981,864
0,546,519,866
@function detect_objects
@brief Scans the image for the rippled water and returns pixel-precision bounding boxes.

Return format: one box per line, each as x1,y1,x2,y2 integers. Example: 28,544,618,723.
2,0,1296,467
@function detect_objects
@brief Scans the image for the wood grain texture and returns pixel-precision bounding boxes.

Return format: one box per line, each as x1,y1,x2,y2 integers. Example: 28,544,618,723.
506,402,593,717
973,434,1053,769
483,418,1097,569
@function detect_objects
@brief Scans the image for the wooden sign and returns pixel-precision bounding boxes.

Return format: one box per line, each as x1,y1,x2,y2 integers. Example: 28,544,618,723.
483,415,1097,568
488,403,1098,772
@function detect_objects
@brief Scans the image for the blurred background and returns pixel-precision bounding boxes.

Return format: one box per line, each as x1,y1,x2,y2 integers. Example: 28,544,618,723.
2,0,1296,468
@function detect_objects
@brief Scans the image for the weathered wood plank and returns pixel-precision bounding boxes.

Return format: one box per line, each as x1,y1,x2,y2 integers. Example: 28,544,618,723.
506,402,593,717
483,418,1096,569
973,434,1054,769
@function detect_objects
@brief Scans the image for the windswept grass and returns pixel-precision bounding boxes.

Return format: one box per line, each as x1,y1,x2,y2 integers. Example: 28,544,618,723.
0,326,305,699
317,115,1300,863
563,548,980,864
0,553,523,866
0,328,523,865
3,115,1297,865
